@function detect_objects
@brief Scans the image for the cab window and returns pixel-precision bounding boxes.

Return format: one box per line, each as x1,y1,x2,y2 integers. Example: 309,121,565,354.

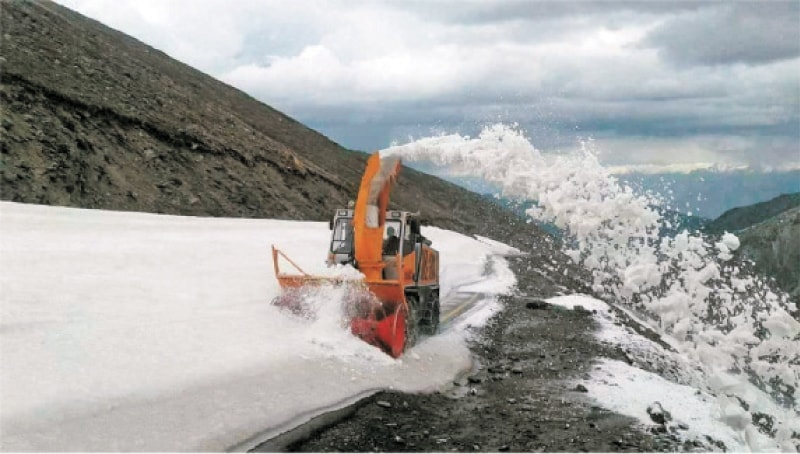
383,220,402,240
382,220,402,255
330,218,353,253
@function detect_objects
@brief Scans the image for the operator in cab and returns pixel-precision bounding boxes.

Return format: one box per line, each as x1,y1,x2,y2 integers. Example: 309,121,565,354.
383,226,400,255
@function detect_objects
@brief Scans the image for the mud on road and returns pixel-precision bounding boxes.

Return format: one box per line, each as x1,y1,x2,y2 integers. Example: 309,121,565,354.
255,255,688,453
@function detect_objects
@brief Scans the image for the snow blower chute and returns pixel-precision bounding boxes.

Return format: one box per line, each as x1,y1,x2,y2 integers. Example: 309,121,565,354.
271,152,440,357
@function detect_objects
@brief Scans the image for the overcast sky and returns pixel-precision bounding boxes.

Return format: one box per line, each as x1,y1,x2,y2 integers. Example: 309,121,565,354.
56,0,800,172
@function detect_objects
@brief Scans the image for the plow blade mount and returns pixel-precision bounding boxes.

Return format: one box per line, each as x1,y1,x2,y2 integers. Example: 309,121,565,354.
272,245,412,357
271,245,349,289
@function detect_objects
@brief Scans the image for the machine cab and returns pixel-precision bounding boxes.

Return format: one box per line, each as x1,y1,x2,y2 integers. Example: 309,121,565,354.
327,209,426,273
328,208,355,266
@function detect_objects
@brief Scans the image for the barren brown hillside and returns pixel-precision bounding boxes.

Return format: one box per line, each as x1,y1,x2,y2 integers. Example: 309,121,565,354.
0,0,548,250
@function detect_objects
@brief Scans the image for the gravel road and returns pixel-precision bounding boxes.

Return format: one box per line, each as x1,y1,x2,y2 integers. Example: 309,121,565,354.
254,254,690,452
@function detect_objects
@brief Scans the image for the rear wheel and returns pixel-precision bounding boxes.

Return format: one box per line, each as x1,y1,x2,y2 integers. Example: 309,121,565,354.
429,290,440,334
419,290,440,335
404,296,419,351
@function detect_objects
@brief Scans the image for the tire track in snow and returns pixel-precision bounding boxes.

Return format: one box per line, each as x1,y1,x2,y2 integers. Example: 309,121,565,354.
439,291,485,328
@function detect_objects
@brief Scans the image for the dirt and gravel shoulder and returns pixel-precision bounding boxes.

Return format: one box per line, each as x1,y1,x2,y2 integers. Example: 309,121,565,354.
255,254,688,453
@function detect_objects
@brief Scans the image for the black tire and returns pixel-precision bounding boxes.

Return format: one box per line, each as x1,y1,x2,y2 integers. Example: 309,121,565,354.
430,290,440,334
404,295,419,351
419,290,440,335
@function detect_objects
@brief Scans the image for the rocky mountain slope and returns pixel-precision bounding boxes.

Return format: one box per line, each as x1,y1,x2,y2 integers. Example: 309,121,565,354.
701,193,800,304
0,0,542,249
736,206,800,302
704,192,800,234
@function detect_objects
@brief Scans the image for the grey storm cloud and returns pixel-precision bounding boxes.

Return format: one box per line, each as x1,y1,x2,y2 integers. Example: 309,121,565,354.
55,0,800,171
389,0,710,24
645,2,800,66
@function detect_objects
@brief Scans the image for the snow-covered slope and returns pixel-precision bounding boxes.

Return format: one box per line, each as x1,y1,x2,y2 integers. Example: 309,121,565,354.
0,202,515,451
548,294,799,452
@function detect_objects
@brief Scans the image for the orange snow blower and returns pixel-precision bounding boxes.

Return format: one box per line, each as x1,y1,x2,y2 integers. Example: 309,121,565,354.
272,152,440,357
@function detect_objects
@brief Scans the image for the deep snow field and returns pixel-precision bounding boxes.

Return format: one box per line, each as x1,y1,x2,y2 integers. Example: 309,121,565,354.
0,201,515,451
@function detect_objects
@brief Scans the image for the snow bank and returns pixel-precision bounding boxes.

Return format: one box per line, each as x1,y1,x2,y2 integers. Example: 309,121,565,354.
0,201,515,451
383,124,800,451
589,359,752,451
549,295,799,452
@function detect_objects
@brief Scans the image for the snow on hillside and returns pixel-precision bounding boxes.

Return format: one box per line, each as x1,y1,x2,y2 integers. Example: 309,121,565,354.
548,294,798,452
0,201,515,451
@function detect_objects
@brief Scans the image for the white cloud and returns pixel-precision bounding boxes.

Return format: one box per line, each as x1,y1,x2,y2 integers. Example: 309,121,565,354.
53,0,799,168
56,0,325,73
645,2,800,66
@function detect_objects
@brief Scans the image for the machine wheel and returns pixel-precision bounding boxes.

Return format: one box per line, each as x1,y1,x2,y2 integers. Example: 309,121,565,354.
430,290,440,334
419,290,440,335
404,296,419,351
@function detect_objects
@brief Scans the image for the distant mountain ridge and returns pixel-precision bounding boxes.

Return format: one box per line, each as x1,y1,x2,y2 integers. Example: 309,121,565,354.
701,193,800,305
737,207,800,302
617,170,800,219
704,193,800,234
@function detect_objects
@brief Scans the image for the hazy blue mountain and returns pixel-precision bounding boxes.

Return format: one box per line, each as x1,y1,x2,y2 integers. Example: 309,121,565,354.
705,193,800,234
655,207,709,237
617,169,800,219
699,193,800,304
736,207,800,303
478,195,563,239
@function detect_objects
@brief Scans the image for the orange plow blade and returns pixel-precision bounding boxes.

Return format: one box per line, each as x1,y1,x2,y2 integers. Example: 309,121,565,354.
271,245,410,357
350,304,406,358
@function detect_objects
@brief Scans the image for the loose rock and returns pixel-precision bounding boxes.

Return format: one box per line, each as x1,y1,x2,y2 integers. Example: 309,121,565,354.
525,300,550,310
646,401,672,425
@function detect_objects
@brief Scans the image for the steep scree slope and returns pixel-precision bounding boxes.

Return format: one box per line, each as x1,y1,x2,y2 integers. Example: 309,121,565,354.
737,207,800,302
704,193,800,304
0,0,547,249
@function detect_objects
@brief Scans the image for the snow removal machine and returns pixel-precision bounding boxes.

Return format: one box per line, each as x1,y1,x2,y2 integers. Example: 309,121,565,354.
271,152,440,357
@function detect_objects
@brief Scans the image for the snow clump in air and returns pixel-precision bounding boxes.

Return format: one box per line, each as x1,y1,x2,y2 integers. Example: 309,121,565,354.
715,231,741,261
381,124,800,451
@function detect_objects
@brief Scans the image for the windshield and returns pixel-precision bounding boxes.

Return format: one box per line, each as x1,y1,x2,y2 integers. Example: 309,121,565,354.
331,218,404,255
330,218,353,254
382,220,402,255
383,220,402,240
